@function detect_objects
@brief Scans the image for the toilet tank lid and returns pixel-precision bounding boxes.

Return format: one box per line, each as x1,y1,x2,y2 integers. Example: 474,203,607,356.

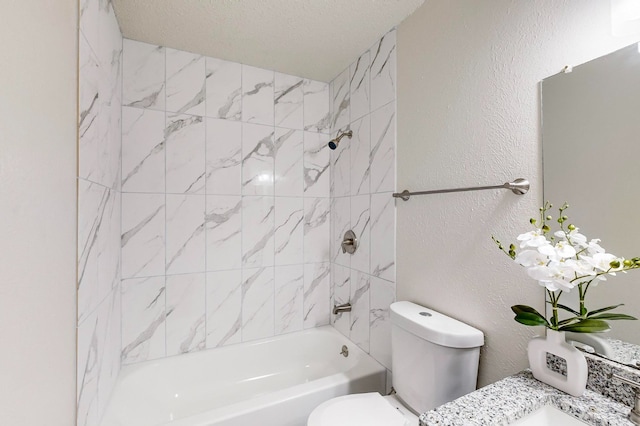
390,301,484,348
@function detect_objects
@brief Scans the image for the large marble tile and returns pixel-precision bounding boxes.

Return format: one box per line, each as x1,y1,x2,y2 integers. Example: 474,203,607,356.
205,195,242,271
242,267,275,341
78,179,107,323
206,270,242,348
350,195,371,274
97,0,121,64
166,48,206,116
77,309,98,426
97,1,122,109
350,51,371,122
350,270,370,352
330,140,350,200
123,39,165,110
303,80,330,133
369,276,395,369
97,188,121,303
205,57,242,120
166,273,206,356
121,193,165,279
96,287,121,420
165,194,206,275
242,65,274,125
275,73,304,130
165,113,206,194
97,88,122,191
350,115,371,196
121,276,167,364
304,198,330,263
330,264,351,337
79,0,99,54
370,29,397,112
79,34,100,182
370,102,396,193
206,118,242,195
303,263,330,329
330,68,350,131
274,128,304,197
242,196,275,268
275,265,304,335
121,106,166,193
370,193,395,282
330,197,351,267
242,123,274,196
304,132,330,197
274,197,304,266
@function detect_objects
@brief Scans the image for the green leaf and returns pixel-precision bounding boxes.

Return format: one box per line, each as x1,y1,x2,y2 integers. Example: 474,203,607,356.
559,319,611,333
586,304,624,317
511,305,549,327
588,313,638,321
512,305,544,315
557,317,580,326
555,303,580,316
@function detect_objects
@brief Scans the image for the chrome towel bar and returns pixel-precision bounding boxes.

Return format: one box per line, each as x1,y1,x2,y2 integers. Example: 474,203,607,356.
393,178,530,201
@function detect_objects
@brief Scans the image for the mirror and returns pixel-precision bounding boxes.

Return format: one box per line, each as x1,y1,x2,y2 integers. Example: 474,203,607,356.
542,42,640,366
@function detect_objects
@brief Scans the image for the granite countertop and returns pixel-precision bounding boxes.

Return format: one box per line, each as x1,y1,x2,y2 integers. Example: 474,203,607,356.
419,370,635,426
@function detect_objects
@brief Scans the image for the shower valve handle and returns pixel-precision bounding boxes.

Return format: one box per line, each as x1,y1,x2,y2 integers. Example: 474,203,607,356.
341,230,358,254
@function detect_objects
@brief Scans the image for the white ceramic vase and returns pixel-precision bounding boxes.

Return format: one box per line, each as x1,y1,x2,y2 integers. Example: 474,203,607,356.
528,329,588,397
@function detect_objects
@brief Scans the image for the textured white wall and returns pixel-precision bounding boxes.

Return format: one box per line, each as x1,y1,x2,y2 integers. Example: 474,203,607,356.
397,0,638,387
0,1,77,425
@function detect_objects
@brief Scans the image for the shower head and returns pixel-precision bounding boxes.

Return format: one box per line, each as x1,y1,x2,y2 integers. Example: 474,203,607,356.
327,130,353,150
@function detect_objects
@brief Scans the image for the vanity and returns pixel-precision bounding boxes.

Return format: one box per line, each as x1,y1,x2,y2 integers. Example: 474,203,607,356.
420,352,640,425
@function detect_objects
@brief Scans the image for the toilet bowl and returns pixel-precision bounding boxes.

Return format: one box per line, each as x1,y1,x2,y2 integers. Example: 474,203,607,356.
306,392,418,426
307,301,484,425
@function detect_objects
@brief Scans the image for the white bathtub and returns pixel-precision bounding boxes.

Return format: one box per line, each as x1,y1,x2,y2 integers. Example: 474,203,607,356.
101,326,386,426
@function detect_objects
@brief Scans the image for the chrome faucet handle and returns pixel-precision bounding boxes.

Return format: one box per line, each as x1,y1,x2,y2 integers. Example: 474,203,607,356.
610,373,640,425
341,230,358,254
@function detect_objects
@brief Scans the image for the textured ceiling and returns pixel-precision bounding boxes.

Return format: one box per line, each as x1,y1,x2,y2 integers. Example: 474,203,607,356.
112,0,425,82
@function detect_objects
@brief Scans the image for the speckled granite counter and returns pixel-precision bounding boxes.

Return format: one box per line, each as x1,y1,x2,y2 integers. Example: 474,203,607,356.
419,370,634,425
419,350,640,426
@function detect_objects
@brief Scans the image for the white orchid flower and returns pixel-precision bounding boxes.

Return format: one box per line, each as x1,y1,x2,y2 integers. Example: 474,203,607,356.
555,228,587,247
584,252,624,273
514,249,548,267
586,239,605,255
517,229,548,248
538,240,576,260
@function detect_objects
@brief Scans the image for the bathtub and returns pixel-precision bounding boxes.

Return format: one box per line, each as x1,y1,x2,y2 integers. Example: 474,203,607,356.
100,326,386,426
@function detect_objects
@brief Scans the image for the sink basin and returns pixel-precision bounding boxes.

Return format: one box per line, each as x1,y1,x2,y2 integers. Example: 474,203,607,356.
510,405,587,425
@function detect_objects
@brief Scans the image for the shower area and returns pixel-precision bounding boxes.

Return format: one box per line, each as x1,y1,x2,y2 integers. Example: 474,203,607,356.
76,1,397,424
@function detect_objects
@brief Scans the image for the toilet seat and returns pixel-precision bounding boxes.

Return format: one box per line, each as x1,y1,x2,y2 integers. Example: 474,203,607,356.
307,393,410,426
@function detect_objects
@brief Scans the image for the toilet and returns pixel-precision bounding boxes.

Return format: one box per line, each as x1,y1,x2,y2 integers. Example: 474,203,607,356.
307,301,484,425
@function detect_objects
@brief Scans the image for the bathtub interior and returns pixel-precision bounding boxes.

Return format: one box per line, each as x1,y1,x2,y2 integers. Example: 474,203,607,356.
101,326,386,426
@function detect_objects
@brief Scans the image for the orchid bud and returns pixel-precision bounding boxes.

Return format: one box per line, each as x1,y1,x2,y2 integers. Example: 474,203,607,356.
624,259,633,267
568,224,575,231
530,218,536,225
610,260,621,269
546,215,552,221
542,224,550,232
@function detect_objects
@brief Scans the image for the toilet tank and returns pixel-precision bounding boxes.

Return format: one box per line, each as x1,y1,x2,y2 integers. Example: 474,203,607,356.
390,301,484,414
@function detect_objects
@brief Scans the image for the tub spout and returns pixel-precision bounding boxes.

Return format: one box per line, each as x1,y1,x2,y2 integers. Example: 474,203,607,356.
333,303,352,315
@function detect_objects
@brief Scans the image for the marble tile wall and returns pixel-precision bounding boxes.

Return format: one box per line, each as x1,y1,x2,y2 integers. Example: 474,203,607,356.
77,1,123,425
329,29,397,371
120,39,333,365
